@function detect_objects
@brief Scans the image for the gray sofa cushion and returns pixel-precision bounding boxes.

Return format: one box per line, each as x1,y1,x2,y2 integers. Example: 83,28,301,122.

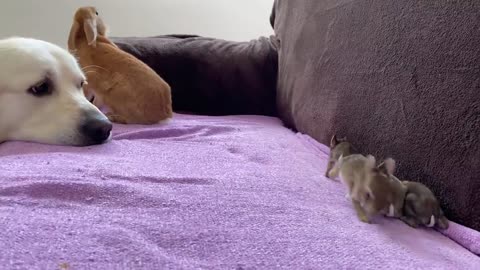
113,35,278,116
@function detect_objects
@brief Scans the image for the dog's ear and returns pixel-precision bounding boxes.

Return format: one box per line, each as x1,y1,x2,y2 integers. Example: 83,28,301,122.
83,18,97,46
68,20,80,51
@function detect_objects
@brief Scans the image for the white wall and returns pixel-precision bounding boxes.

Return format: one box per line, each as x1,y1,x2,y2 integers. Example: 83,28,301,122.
0,0,274,48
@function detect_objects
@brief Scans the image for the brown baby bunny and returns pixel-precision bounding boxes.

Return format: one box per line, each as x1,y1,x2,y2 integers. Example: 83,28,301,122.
329,154,377,223
332,154,407,223
326,135,357,179
68,7,172,124
400,181,449,230
372,158,407,219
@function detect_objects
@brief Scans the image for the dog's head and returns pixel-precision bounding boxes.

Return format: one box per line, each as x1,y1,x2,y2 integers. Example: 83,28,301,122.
0,37,112,146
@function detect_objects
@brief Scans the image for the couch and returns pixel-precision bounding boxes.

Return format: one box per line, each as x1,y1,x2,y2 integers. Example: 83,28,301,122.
0,1,479,269
116,0,480,233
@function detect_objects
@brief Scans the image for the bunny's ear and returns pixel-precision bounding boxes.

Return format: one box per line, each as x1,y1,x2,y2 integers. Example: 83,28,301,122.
83,18,97,46
366,155,376,169
384,158,396,175
68,20,80,51
330,135,339,148
365,186,375,200
378,158,396,175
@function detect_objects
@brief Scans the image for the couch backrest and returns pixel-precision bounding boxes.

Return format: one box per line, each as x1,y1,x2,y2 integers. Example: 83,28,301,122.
114,35,278,116
272,0,480,230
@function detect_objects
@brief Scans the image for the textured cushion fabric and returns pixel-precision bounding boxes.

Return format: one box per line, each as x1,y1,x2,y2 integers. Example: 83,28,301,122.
272,0,480,230
0,114,479,268
112,35,278,116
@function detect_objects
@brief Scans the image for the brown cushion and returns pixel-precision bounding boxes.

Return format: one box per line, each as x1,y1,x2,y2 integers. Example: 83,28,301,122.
112,35,278,116
273,0,480,230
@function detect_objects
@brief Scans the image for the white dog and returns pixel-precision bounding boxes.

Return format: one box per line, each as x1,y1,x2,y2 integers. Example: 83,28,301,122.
0,37,112,146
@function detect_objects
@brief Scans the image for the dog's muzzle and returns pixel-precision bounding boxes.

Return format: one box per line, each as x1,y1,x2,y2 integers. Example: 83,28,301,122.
80,113,112,145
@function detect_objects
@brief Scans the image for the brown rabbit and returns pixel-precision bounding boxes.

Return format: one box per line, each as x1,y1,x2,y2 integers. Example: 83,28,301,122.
331,155,406,223
68,7,172,124
326,135,357,179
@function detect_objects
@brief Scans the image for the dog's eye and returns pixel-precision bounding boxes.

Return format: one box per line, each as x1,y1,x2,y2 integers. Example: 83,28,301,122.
28,81,51,97
95,11,99,15
79,80,87,88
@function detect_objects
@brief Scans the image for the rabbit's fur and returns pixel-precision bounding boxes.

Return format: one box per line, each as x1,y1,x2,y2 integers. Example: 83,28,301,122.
68,7,172,124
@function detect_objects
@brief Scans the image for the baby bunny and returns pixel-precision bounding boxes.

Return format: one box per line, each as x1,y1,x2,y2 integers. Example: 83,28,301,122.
401,181,449,230
332,155,407,223
326,135,357,179
68,7,172,124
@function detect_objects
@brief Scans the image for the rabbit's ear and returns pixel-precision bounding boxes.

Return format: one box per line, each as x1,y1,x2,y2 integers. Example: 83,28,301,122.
330,135,339,148
366,155,376,169
83,18,97,46
68,20,80,51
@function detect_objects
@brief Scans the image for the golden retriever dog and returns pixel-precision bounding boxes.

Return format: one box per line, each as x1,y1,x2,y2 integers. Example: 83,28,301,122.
0,37,112,146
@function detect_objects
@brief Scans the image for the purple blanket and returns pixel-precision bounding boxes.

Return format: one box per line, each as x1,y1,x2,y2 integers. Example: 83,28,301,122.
0,114,478,269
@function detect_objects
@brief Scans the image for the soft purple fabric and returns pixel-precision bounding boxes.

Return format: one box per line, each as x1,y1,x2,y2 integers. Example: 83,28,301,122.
0,114,478,269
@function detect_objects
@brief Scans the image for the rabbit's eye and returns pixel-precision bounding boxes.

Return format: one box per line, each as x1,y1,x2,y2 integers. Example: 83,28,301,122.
95,11,99,15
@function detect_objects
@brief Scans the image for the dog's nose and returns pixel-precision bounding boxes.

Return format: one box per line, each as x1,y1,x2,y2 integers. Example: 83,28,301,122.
81,117,112,144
